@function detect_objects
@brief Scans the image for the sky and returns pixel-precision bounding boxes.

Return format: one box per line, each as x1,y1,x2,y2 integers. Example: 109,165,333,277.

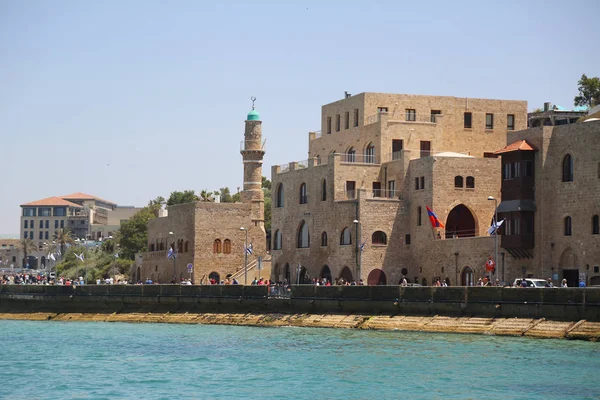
1,0,599,236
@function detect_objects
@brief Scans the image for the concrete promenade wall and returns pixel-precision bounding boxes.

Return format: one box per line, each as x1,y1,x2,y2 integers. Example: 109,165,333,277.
0,285,599,322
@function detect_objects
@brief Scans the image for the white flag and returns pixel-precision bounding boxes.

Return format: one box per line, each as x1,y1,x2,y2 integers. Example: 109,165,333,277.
49,253,56,261
75,253,85,262
488,219,505,236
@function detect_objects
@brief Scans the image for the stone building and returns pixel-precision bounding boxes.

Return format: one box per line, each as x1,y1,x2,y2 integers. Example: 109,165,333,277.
495,120,600,286
271,92,528,286
0,239,22,270
136,107,267,284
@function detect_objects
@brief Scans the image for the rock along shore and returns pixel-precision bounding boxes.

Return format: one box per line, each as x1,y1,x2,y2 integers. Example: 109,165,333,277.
0,312,599,341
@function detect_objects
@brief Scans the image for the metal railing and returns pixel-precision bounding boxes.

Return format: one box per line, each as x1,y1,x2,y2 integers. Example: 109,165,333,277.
240,140,266,152
338,153,379,164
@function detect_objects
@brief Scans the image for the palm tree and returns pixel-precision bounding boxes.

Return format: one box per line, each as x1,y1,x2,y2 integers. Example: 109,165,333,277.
199,189,213,202
19,238,38,268
41,241,57,255
54,229,75,259
148,196,166,217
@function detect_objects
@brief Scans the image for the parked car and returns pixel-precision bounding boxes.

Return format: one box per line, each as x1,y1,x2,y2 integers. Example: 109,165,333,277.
513,278,548,288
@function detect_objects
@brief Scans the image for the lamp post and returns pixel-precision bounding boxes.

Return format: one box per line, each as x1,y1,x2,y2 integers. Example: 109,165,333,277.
488,196,498,284
169,231,176,283
353,219,362,283
240,227,248,285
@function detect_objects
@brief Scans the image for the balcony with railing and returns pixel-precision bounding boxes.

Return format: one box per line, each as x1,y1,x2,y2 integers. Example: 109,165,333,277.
240,139,266,152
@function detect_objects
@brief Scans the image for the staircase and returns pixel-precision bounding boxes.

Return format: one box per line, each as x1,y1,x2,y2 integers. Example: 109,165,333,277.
230,255,272,281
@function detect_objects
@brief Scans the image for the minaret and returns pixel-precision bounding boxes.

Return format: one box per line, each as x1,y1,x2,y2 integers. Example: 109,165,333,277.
241,97,265,228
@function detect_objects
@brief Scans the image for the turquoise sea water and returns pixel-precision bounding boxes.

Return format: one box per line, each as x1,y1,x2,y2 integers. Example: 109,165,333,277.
0,320,598,400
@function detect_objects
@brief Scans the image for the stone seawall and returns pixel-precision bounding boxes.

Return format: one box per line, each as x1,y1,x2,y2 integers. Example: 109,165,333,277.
1,285,599,341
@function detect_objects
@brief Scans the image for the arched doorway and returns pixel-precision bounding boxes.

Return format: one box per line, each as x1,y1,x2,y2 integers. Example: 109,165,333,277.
339,266,353,284
461,266,474,286
320,265,332,284
559,248,579,287
445,204,476,238
209,272,220,284
284,263,291,283
367,269,386,285
299,267,309,284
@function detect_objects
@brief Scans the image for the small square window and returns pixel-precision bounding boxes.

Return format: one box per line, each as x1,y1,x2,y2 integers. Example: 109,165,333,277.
378,107,388,113
507,114,515,130
406,109,416,121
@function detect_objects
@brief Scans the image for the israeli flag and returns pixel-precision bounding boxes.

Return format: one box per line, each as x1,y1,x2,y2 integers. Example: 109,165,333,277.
75,253,85,262
167,248,176,259
244,243,253,255
359,241,366,253
488,218,505,236
49,253,56,261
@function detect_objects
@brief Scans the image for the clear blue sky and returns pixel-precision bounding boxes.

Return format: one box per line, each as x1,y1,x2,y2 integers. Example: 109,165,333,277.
1,0,599,236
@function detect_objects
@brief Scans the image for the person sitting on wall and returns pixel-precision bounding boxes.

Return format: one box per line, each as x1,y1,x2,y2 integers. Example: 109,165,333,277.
545,278,553,288
561,279,568,287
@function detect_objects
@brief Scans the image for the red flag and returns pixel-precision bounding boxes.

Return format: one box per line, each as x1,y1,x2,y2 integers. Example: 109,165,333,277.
426,206,445,228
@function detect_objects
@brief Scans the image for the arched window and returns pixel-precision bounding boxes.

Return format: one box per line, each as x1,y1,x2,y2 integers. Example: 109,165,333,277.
213,239,222,253
273,230,282,250
276,183,284,207
564,216,572,236
321,179,327,201
346,147,356,163
297,221,309,248
466,176,475,188
372,231,387,245
223,239,231,254
562,154,573,182
184,240,189,253
321,232,328,246
299,183,307,204
593,215,599,235
315,155,321,165
454,176,463,188
365,142,375,164
178,239,183,254
340,227,352,245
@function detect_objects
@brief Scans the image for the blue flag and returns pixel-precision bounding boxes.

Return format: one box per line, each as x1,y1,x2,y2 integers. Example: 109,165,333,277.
244,243,253,255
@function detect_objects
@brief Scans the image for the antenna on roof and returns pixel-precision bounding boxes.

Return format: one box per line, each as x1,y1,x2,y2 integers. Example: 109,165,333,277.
251,96,256,110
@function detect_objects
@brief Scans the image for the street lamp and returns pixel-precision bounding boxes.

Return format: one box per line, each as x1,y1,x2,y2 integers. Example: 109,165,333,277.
353,219,362,283
488,196,498,284
240,227,248,285
169,231,175,283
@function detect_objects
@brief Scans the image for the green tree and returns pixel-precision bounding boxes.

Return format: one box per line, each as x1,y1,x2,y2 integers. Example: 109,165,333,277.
167,190,199,206
199,189,213,202
148,196,166,217
116,205,157,260
215,187,233,203
262,176,271,190
54,229,75,258
19,238,38,268
574,74,600,108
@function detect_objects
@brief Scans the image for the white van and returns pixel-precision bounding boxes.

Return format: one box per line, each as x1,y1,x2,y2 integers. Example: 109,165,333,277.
513,278,548,288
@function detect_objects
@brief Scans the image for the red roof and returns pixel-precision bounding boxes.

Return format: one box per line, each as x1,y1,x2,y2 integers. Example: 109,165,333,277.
20,196,82,208
494,140,537,155
61,192,116,205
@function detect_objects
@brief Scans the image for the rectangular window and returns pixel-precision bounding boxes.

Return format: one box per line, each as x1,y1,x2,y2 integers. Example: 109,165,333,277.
513,218,521,235
12,256,16,262
24,231,28,239
405,109,416,121
39,220,43,229
39,231,43,240
486,113,494,130
372,182,381,198
29,232,33,240
524,161,533,177
55,220,59,229
24,220,28,229
377,107,388,113
420,176,425,190
327,117,332,134
507,114,515,130
417,206,422,226
430,110,441,123
420,141,431,158
39,207,51,216
388,180,396,198
415,177,419,190
80,220,85,225
346,181,356,199
54,207,66,217
392,139,403,160
354,109,359,127
344,111,349,129
60,220,64,229
405,234,411,245
23,208,36,217
45,231,49,240
45,220,49,229
464,112,472,129
336,114,341,131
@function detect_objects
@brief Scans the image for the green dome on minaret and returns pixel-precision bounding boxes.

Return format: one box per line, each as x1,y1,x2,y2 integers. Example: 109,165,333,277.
247,109,260,121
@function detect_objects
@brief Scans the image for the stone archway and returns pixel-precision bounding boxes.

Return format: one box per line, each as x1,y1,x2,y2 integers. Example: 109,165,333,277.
339,266,353,284
320,265,332,284
445,204,476,238
461,266,474,286
367,269,386,285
